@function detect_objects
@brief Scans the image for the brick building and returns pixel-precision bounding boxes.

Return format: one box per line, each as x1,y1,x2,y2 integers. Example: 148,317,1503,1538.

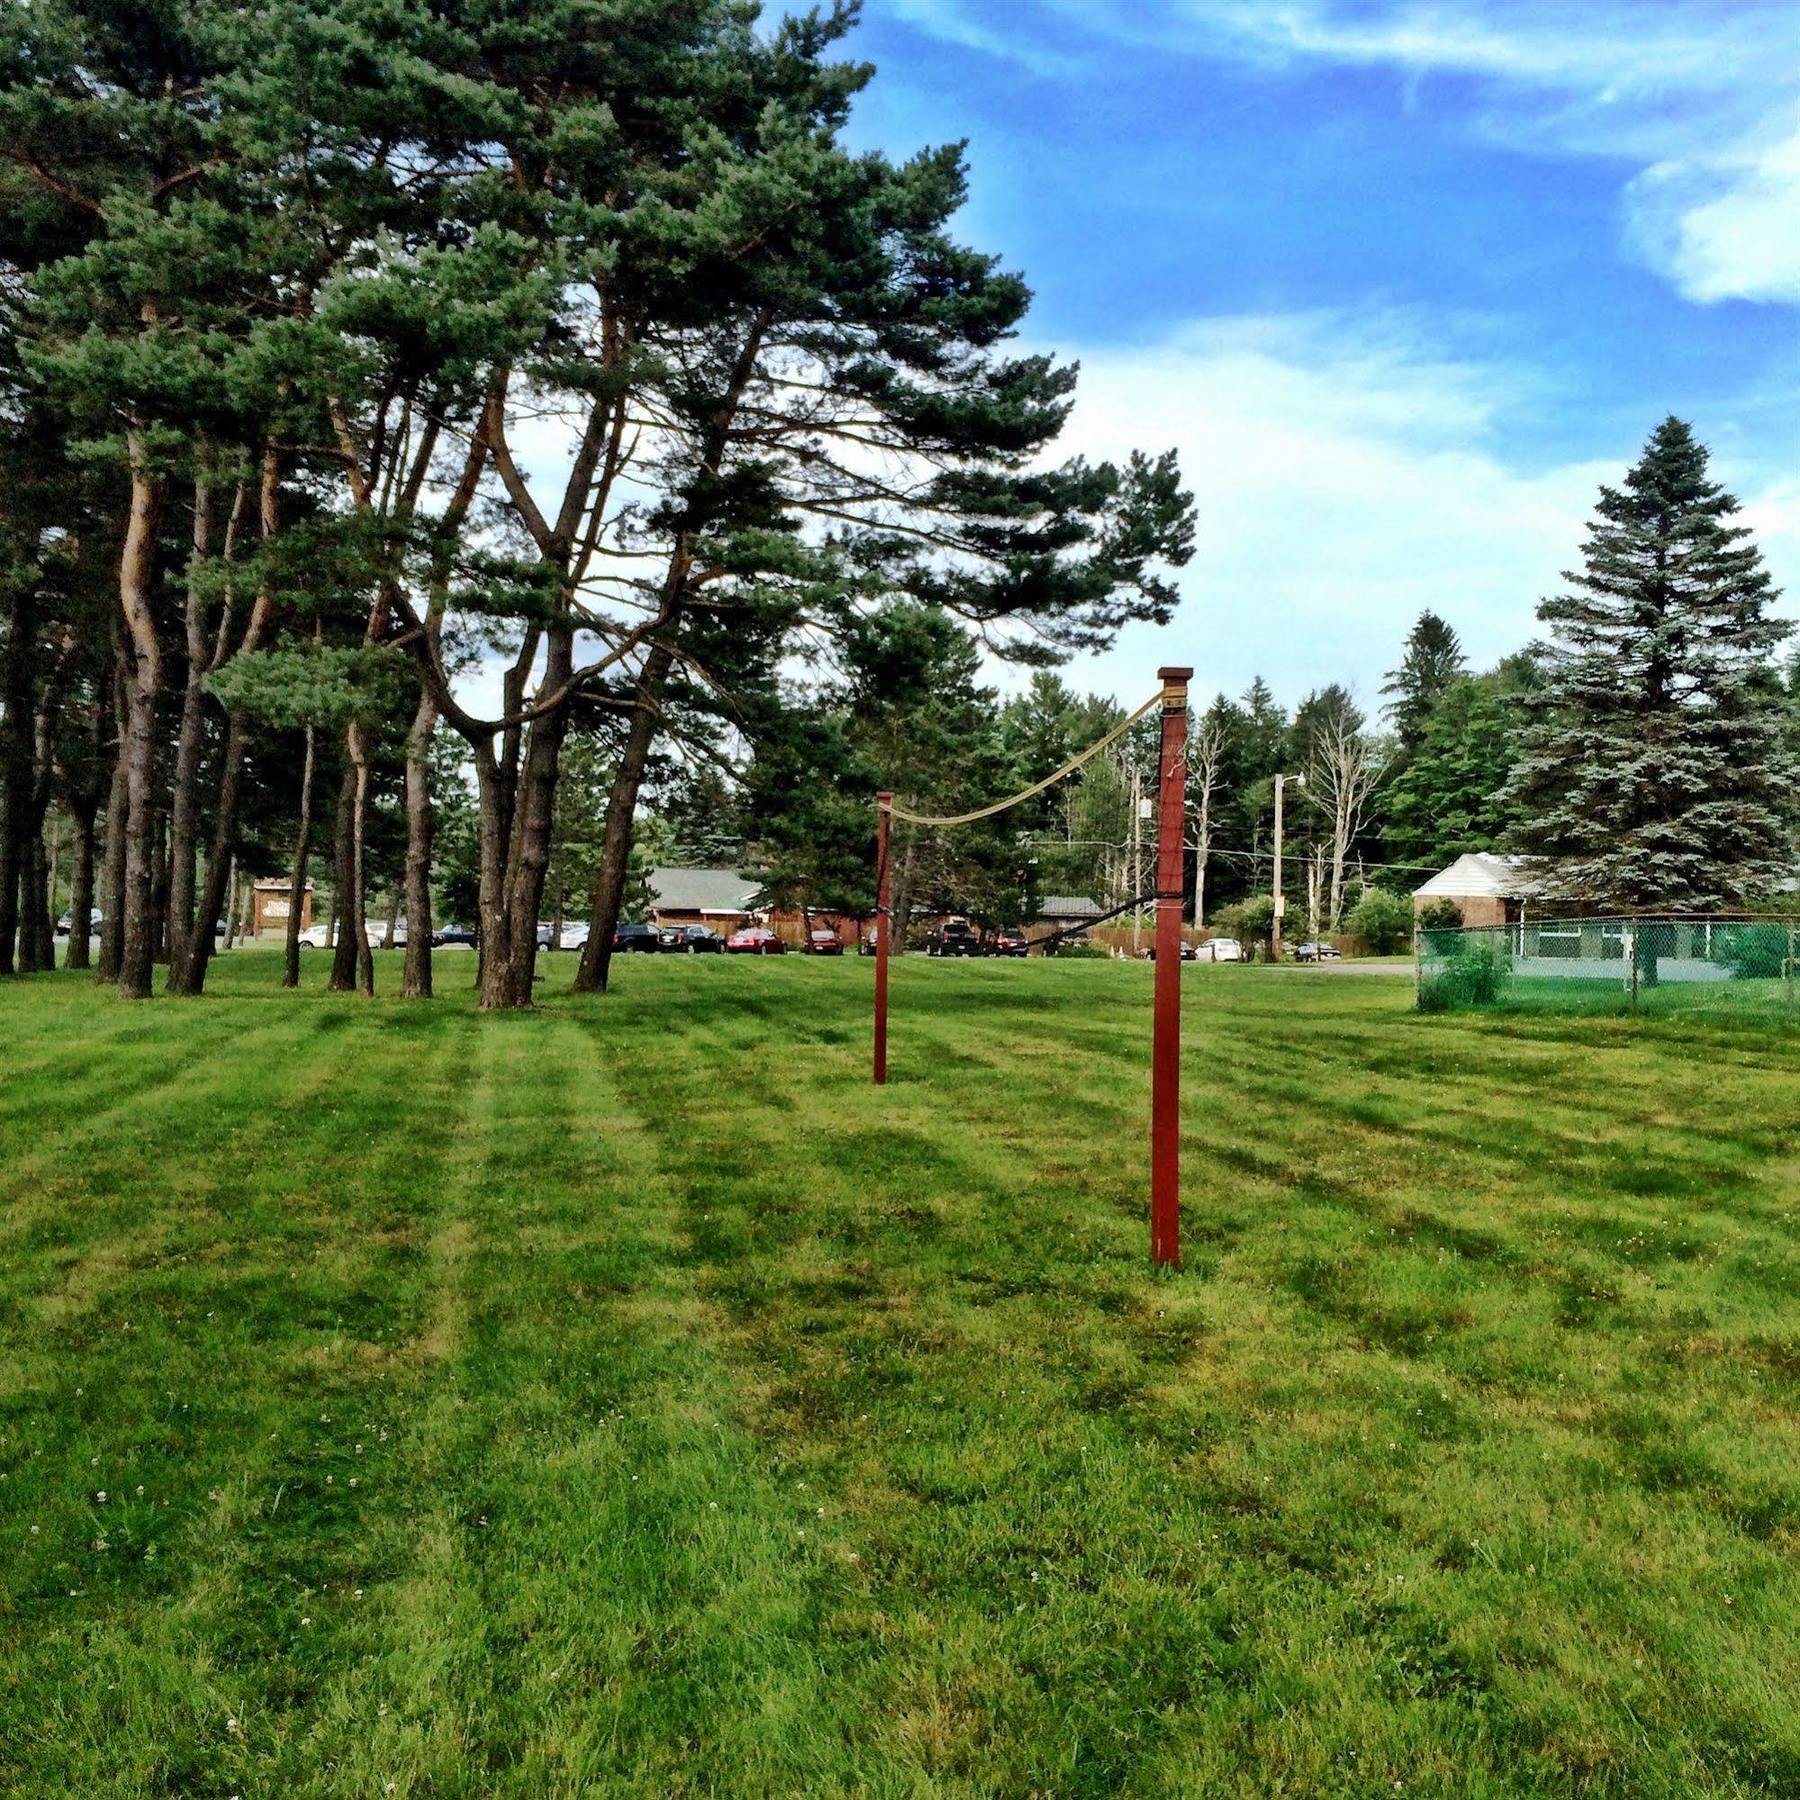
1411,853,1532,927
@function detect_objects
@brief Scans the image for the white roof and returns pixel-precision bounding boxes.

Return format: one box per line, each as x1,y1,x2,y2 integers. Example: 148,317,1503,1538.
1412,852,1531,900
647,867,762,914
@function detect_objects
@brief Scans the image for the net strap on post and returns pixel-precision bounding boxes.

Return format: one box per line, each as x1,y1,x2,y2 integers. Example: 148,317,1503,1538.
881,690,1163,827
872,668,1193,1272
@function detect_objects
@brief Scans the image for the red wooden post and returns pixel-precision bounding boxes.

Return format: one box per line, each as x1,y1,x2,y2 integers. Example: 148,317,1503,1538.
1150,667,1191,1267
873,791,892,1085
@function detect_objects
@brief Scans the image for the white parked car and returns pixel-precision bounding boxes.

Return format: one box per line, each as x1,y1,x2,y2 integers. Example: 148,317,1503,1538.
297,920,401,949
1194,936,1243,963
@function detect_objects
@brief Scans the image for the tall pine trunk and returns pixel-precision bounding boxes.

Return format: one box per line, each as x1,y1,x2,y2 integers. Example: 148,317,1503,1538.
170,464,266,997
21,830,51,973
473,749,514,1007
63,683,106,973
402,695,436,999
117,453,168,1000
573,644,672,995
165,480,213,982
171,710,250,995
327,758,360,993
150,807,169,964
492,625,574,1007
0,584,37,977
351,731,373,996
96,657,129,984
283,721,315,989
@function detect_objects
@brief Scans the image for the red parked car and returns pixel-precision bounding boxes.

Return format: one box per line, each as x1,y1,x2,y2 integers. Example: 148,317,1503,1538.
991,933,1029,958
725,926,786,955
806,929,844,956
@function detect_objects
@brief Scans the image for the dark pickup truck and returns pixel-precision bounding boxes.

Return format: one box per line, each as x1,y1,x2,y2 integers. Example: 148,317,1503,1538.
925,921,985,957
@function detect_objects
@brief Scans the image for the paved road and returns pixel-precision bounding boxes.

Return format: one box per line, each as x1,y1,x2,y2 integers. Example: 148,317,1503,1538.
1259,960,1412,977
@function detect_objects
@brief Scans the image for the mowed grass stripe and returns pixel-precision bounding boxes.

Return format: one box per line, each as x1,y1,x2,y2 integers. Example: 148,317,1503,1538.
2,954,1798,1795
0,996,483,1797
271,1008,879,1796
571,958,1800,1795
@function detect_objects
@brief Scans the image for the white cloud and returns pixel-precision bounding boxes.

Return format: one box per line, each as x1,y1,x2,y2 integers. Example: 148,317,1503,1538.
893,0,1800,306
1626,119,1800,305
1023,311,1799,710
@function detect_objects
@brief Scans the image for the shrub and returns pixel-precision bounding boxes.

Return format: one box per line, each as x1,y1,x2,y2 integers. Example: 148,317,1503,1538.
1348,886,1416,955
1418,938,1509,1011
1713,922,1788,980
1214,894,1275,959
1417,898,1465,934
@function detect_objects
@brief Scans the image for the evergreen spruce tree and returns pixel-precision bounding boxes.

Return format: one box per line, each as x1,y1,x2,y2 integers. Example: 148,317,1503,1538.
1507,417,1796,910
1382,610,1466,754
1384,665,1532,869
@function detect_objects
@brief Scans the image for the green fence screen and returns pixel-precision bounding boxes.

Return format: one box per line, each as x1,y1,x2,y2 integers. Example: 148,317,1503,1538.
1416,916,1800,1023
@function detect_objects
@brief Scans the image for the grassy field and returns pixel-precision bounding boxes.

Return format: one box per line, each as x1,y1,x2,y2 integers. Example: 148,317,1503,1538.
2,953,1798,1797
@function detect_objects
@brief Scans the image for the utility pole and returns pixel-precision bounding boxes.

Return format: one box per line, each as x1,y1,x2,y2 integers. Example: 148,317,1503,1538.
1271,772,1302,964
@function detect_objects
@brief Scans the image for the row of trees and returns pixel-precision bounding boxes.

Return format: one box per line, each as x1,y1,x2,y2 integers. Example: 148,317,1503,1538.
1199,417,1798,933
0,0,1193,1004
729,416,1796,949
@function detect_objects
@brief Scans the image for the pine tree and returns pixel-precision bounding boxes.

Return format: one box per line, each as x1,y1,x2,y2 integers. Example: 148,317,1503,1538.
1384,666,1532,869
1507,417,1796,910
1382,610,1466,753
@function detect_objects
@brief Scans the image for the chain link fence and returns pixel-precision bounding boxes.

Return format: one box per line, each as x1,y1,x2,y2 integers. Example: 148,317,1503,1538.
1417,916,1800,1022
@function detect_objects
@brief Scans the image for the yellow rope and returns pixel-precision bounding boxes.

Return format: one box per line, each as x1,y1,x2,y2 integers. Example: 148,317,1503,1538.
884,688,1165,828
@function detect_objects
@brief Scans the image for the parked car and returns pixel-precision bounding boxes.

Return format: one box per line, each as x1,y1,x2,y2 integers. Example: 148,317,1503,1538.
659,924,725,954
1293,941,1341,962
434,923,478,948
925,920,985,957
558,923,589,952
613,922,662,953
1193,936,1243,963
725,926,786,955
535,922,554,950
55,907,103,937
299,920,383,949
805,929,844,956
991,933,1029,958
1144,940,1199,961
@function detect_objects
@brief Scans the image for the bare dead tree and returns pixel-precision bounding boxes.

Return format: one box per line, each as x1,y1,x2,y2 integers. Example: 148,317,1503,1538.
1189,711,1227,925
1307,715,1387,929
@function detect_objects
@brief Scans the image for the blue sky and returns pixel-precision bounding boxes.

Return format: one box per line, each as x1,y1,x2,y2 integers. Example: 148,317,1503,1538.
839,0,1800,714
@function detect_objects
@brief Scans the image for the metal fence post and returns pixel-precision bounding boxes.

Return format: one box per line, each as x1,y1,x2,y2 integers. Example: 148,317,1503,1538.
1787,923,1795,1024
1628,922,1639,1011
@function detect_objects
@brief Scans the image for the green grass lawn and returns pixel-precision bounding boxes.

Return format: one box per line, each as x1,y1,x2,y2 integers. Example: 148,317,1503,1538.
3,953,1798,1797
